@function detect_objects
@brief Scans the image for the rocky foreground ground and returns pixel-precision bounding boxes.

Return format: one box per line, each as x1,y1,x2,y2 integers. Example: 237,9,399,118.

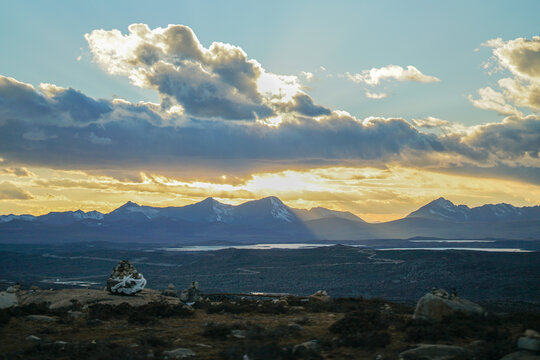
0,286,539,359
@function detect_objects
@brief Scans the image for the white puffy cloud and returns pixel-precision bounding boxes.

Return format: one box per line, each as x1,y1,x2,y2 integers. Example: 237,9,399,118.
85,24,323,121
473,36,540,114
346,65,440,86
468,86,522,116
365,90,388,99
411,117,450,128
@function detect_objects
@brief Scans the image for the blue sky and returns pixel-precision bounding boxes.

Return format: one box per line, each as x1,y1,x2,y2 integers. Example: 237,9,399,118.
2,0,538,124
0,1,539,220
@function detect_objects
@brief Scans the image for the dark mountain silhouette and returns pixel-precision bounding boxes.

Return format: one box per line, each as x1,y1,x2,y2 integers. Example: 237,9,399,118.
0,197,539,243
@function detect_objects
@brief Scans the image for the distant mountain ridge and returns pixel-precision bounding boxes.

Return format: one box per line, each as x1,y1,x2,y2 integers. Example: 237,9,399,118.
407,197,540,222
0,196,365,225
1,197,539,243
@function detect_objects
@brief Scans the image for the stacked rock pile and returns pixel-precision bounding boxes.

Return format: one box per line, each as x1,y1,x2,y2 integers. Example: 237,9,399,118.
106,260,147,295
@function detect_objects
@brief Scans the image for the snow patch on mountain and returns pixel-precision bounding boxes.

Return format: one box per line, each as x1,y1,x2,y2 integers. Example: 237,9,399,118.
213,202,233,222
269,197,294,222
0,214,36,223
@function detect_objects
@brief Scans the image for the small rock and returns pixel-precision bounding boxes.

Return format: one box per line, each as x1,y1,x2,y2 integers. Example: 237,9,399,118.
168,283,176,290
500,351,540,360
518,337,540,352
163,347,196,359
67,310,84,319
180,281,203,303
231,329,248,339
196,343,212,348
26,335,41,342
6,286,16,293
54,340,68,348
30,285,40,291
399,344,472,360
162,289,178,297
25,315,58,322
87,319,104,326
293,340,321,355
309,290,331,303
288,323,303,332
0,291,18,309
525,329,540,339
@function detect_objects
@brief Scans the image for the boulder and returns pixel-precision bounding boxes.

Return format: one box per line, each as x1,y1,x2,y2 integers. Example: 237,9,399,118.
179,281,202,303
309,290,331,303
518,337,540,352
0,291,18,309
500,351,540,360
106,260,146,295
293,340,321,355
517,329,540,352
163,347,196,359
399,344,472,360
413,289,484,321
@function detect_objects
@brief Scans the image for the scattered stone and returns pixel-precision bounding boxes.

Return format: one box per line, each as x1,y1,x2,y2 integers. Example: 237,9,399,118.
67,310,85,319
381,303,393,313
106,260,147,295
309,290,331,303
163,347,196,359
26,335,41,342
288,323,303,332
0,291,18,309
179,281,203,303
6,286,16,293
25,315,58,322
500,351,540,360
168,283,176,290
87,319,104,326
231,329,248,339
399,344,472,360
293,340,321,355
518,337,540,352
413,289,484,321
162,288,178,297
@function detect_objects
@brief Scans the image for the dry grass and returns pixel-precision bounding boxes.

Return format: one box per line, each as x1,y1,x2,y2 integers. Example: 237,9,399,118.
0,295,537,360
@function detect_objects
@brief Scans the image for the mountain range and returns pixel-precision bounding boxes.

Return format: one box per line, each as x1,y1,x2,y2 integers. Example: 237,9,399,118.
0,197,539,243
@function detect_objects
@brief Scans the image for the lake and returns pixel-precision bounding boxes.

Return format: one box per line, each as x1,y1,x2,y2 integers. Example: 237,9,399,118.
161,242,533,252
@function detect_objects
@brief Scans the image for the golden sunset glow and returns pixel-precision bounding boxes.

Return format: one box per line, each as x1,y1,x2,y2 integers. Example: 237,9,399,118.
2,165,539,222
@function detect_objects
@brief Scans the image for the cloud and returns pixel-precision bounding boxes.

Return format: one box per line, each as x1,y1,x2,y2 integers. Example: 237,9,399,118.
365,90,388,99
468,87,522,116
89,132,112,145
85,24,324,121
1,73,540,183
462,115,540,161
411,117,450,128
1,28,540,186
346,65,440,86
473,36,540,113
0,181,33,200
0,167,32,177
0,76,113,127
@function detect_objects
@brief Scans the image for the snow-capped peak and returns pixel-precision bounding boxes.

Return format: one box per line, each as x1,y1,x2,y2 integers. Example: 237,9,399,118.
268,196,294,223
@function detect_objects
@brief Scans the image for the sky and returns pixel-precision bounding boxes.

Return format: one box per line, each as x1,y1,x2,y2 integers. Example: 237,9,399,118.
0,0,539,222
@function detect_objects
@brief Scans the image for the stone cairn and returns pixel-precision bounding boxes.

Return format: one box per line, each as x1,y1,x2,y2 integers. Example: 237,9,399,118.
179,281,203,303
107,260,147,295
